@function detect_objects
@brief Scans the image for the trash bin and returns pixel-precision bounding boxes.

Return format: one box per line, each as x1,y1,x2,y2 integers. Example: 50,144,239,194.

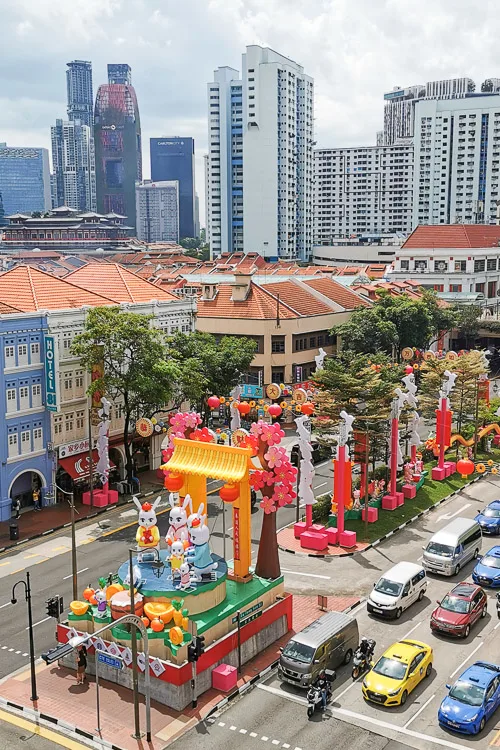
9,523,19,541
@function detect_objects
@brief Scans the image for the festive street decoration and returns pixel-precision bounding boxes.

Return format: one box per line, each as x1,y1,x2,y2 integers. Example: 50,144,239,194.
295,415,315,528
133,496,162,561
331,410,355,545
432,370,457,481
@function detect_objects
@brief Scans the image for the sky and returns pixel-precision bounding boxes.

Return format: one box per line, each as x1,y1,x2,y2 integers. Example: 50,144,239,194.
2,0,500,225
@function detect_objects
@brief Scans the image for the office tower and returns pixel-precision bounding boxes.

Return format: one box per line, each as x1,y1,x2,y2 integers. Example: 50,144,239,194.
0,191,5,226
0,143,51,216
207,46,314,260
313,144,414,241
107,64,132,85
135,180,179,242
150,137,196,238
66,60,93,127
194,193,200,238
94,65,142,227
413,94,500,226
51,119,96,211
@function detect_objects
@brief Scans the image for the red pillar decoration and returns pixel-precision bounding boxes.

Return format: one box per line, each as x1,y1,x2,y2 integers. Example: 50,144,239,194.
382,400,404,509
333,445,352,535
410,444,417,463
432,396,455,480
305,504,313,528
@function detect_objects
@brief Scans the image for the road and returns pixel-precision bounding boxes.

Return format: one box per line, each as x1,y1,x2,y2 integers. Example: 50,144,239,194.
0,711,87,750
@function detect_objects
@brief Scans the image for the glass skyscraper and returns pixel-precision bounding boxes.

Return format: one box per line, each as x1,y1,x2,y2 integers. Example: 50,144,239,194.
150,137,196,239
66,60,93,128
0,144,51,217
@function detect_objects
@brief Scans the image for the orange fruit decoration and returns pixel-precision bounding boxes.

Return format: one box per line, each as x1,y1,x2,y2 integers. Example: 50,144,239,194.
169,626,183,646
83,587,95,601
141,616,150,628
151,618,164,632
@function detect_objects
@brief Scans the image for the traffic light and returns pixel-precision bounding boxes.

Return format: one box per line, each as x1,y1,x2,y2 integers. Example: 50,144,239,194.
195,635,205,660
46,595,63,619
187,640,198,663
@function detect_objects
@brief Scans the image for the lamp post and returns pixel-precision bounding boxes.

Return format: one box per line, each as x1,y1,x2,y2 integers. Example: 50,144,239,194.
11,571,38,709
54,483,78,601
128,548,141,740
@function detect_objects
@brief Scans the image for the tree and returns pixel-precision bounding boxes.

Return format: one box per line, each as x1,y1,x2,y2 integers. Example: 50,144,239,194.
165,332,257,421
455,305,482,347
71,307,181,482
332,308,398,355
481,79,493,93
179,237,201,250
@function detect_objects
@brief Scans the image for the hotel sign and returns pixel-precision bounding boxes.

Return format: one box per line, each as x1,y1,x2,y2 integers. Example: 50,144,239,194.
44,336,59,412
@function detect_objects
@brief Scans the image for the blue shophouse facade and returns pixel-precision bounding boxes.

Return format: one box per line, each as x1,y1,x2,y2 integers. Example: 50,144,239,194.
0,313,53,522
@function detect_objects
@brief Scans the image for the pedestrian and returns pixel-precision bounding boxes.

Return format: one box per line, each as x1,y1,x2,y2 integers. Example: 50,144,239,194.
32,488,41,511
12,497,21,520
76,644,87,684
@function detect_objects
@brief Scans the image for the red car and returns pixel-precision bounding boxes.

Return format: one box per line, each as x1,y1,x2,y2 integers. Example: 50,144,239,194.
431,582,487,638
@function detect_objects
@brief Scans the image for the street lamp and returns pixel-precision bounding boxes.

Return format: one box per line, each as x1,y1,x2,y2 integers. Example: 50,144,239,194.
11,571,38,709
54,483,78,601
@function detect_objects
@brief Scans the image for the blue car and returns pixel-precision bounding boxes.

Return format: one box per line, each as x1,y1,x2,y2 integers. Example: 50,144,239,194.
472,546,500,587
476,501,500,535
438,661,500,734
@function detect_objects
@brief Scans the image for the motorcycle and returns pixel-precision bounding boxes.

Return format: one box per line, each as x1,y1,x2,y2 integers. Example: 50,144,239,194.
351,640,376,680
306,670,335,717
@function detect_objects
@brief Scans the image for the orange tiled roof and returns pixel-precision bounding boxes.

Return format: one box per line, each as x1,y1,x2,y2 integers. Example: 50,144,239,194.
403,224,500,249
0,300,23,313
65,263,178,303
260,281,333,316
0,266,115,311
304,277,370,310
196,283,298,319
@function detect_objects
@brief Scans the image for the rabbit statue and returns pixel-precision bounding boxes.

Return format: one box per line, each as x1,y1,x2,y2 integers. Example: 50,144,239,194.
94,588,108,614
186,504,218,582
133,495,161,561
177,561,194,591
165,493,191,545
168,539,187,579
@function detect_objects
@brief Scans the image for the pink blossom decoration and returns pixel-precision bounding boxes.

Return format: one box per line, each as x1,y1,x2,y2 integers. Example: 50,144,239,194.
250,421,264,438
261,470,276,486
185,412,202,428
170,412,186,431
260,496,276,514
264,446,287,469
250,471,266,490
272,485,295,507
274,466,297,485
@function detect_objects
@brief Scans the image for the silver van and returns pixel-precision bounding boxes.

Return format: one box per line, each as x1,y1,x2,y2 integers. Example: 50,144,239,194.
422,517,482,576
278,611,359,689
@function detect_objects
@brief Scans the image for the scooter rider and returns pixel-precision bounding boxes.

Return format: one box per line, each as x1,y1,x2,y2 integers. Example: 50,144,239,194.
314,669,330,710
359,637,374,659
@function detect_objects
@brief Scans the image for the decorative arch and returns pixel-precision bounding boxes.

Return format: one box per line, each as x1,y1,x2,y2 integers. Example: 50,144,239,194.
8,469,47,498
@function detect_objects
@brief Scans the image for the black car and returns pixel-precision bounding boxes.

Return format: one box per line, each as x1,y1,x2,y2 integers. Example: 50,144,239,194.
290,441,332,466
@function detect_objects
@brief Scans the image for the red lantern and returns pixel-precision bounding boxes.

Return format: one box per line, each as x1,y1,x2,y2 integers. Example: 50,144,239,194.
237,401,251,416
456,458,475,478
301,401,315,416
219,483,240,503
207,395,221,410
164,473,184,492
405,365,413,374
268,404,282,418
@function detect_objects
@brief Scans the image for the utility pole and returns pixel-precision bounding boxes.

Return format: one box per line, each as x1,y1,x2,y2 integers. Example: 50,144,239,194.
88,405,94,507
128,548,142,740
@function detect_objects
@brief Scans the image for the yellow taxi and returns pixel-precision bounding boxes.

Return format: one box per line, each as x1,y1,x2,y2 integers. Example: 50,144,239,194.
362,639,433,706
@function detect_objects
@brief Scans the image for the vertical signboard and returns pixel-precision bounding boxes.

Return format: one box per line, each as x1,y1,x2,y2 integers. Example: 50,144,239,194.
44,336,59,412
91,346,105,408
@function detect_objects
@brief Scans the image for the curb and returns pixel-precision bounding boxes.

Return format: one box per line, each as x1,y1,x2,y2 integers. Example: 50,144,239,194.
0,487,162,556
278,475,483,559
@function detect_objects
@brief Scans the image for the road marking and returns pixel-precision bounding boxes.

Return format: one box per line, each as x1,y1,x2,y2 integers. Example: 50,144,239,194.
436,503,471,523
0,601,11,609
227,527,233,533
230,725,236,731
261,736,269,741
272,741,280,745
332,706,472,750
0,561,11,567
28,616,51,629
0,707,86,750
449,641,483,678
51,545,69,552
334,676,362,701
280,569,331,580
257,684,307,705
240,728,247,734
494,621,500,630
250,732,258,737
315,482,328,489
402,620,422,639
63,567,89,580
282,745,290,749
404,693,436,728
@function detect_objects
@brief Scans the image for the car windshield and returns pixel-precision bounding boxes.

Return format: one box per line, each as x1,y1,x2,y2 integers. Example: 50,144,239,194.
449,680,486,707
483,508,500,518
372,656,407,681
426,542,454,557
374,578,402,596
481,555,500,569
439,595,470,614
282,641,315,664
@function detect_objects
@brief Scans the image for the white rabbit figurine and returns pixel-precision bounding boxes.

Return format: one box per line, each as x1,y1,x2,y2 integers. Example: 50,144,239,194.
186,504,218,582
165,493,191,545
94,588,107,614
133,496,161,561
177,561,193,591
168,539,186,579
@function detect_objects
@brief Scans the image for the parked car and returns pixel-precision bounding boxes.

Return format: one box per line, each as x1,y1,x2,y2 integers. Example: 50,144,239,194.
430,582,487,638
476,501,500,535
362,639,432,706
367,562,427,620
472,545,500,587
290,441,332,467
438,661,500,734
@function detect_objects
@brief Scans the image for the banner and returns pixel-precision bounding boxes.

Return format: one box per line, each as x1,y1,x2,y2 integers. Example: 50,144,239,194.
44,336,59,412
91,347,105,409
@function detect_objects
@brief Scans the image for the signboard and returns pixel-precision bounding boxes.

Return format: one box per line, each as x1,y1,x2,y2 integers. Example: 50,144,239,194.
97,652,123,670
44,336,59,412
240,384,264,399
91,348,104,409
231,428,249,447
232,601,263,625
59,439,90,458
233,507,240,561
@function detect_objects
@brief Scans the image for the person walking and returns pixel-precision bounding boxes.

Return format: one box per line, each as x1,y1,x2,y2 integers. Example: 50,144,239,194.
76,644,87,684
12,497,21,520
32,488,41,511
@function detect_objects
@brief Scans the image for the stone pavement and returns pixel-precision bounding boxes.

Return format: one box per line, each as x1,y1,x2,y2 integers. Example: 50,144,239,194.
277,526,369,556
0,594,360,750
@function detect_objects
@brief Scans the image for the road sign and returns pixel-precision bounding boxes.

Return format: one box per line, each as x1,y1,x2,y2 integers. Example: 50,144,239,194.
232,601,263,625
97,652,123,670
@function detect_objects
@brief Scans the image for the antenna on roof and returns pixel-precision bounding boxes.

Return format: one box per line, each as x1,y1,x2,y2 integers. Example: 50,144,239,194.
276,293,280,328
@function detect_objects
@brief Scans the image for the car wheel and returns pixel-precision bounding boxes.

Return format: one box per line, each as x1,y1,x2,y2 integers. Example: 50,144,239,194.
395,608,402,620
479,717,485,733
482,605,487,618
400,690,408,706
425,662,432,678
418,589,424,602
463,624,470,638
473,548,479,559
454,564,460,576
344,649,353,665
307,705,314,718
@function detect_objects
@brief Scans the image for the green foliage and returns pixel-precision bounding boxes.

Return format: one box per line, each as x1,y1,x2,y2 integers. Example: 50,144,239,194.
454,305,482,344
332,308,398,355
312,493,332,524
179,237,201,250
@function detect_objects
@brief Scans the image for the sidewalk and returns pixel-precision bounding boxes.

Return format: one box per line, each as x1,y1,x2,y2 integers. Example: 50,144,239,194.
0,594,359,750
0,471,164,554
277,526,369,557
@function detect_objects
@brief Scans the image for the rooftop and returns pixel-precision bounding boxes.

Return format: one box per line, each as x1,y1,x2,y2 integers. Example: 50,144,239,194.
64,264,179,304
403,225,500,249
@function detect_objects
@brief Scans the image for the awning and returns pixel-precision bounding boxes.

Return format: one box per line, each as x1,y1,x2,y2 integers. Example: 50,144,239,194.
163,438,253,483
58,450,115,481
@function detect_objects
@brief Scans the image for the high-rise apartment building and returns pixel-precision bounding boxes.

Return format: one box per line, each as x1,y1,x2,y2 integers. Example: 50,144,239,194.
51,119,96,211
135,180,179,242
107,64,132,85
0,144,51,216
207,46,314,260
66,60,93,128
413,94,500,226
313,144,414,241
150,137,196,239
94,65,142,227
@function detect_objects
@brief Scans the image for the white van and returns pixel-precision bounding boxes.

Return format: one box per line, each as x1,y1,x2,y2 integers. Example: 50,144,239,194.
422,517,482,576
367,561,427,620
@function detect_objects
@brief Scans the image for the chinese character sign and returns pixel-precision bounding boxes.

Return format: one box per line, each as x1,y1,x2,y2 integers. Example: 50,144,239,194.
44,336,59,412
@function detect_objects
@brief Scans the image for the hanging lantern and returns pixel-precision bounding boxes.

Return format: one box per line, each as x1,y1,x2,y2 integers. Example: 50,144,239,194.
301,401,315,416
268,404,282,418
219,483,240,503
164,473,184,492
456,458,475,478
207,395,221,410
404,365,414,374
238,401,251,416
